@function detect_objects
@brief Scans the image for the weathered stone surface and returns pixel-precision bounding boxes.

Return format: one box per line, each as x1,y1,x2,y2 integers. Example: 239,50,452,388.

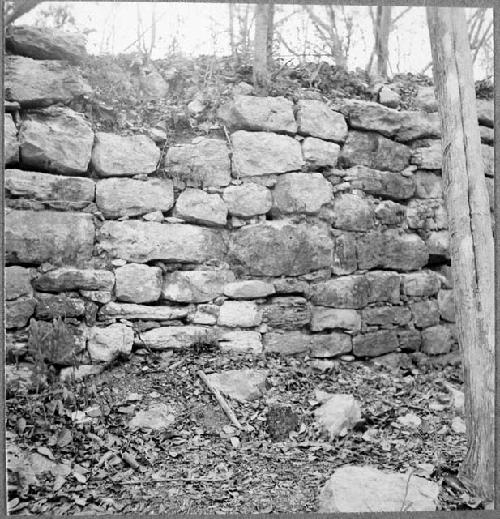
407,199,447,230
5,55,92,107
129,403,176,431
411,140,442,169
223,183,272,217
262,297,310,330
266,403,300,440
272,173,332,215
98,221,227,264
410,300,439,329
34,268,114,292
415,171,443,198
365,271,400,304
426,231,450,259
218,95,297,133
342,166,415,200
5,169,95,208
138,326,216,349
190,304,219,325
60,364,103,382
96,177,173,218
319,465,439,512
224,280,275,299
297,100,348,142
6,297,36,329
92,132,159,177
35,293,85,319
414,86,438,112
273,278,310,296
378,87,400,108
165,138,231,187
421,325,453,355
374,200,406,225
402,271,440,297
339,131,411,172
438,290,455,322
332,194,374,232
80,290,112,304
100,302,188,321
218,301,261,328
6,25,87,63
205,369,268,402
264,331,309,355
115,263,162,303
163,270,235,303
174,188,227,227
302,137,340,168
344,100,441,141
231,131,303,177
6,210,94,265
88,324,134,362
19,106,93,175
482,143,494,177
315,393,361,437
311,307,361,332
398,329,421,351
309,333,352,358
4,114,19,165
353,330,399,357
356,231,429,271
362,306,411,327
229,221,332,276
332,233,357,276
218,331,263,354
476,98,493,128
311,276,369,309
6,266,32,300
480,126,494,145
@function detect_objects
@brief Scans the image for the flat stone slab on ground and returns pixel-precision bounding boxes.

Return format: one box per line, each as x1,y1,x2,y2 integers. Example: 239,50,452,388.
128,403,177,430
319,465,440,512
205,369,268,402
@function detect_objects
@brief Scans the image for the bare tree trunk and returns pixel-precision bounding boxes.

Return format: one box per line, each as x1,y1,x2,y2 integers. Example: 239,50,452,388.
253,3,270,92
266,1,275,65
427,6,495,501
375,6,391,77
228,4,236,61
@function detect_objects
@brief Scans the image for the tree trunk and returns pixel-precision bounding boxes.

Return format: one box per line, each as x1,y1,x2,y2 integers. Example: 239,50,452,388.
375,6,391,77
228,4,236,61
253,3,270,92
427,7,495,501
266,2,275,65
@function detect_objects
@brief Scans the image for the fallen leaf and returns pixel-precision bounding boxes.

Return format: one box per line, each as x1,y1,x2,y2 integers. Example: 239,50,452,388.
57,428,72,448
37,446,54,460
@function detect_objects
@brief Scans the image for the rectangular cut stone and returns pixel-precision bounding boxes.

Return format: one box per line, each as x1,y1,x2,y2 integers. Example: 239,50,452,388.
415,171,443,199
98,221,227,264
421,325,453,355
438,289,455,322
163,270,235,303
302,137,340,168
264,331,310,355
402,271,440,297
137,326,216,350
365,271,401,304
361,306,411,327
332,233,357,275
310,307,361,332
5,169,95,208
297,100,348,142
6,266,32,300
218,331,263,354
34,267,114,292
229,221,332,276
218,95,297,134
339,130,411,172
262,297,310,330
218,300,261,328
410,300,440,328
353,330,399,357
35,293,86,319
332,193,375,231
6,297,36,329
356,231,429,272
310,276,369,309
88,324,134,362
115,263,162,303
309,332,352,358
232,130,303,177
6,210,95,265
99,302,189,320
165,138,231,187
224,280,275,299
342,166,415,200
398,329,421,352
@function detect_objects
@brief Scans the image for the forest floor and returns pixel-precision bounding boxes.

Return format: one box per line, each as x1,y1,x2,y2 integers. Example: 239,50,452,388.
7,346,483,515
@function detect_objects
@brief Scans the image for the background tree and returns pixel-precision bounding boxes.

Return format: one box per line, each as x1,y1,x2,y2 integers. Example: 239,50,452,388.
426,6,494,501
253,2,273,92
5,0,43,26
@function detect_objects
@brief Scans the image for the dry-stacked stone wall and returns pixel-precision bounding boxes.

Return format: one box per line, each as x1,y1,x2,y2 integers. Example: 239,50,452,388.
4,31,495,373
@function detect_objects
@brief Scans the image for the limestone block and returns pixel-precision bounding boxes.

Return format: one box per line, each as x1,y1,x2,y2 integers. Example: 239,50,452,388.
297,100,348,142
162,270,235,303
115,263,162,303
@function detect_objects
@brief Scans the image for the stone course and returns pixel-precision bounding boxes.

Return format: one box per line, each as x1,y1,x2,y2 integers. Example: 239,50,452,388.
6,49,483,373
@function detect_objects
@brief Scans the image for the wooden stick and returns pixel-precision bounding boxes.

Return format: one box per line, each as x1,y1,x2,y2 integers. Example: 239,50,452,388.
196,370,242,430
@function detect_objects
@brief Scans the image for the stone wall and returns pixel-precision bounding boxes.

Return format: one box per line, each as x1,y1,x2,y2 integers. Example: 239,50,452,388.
4,33,495,371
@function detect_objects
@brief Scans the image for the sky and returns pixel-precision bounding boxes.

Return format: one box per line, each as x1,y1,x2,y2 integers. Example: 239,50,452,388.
18,2,493,79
